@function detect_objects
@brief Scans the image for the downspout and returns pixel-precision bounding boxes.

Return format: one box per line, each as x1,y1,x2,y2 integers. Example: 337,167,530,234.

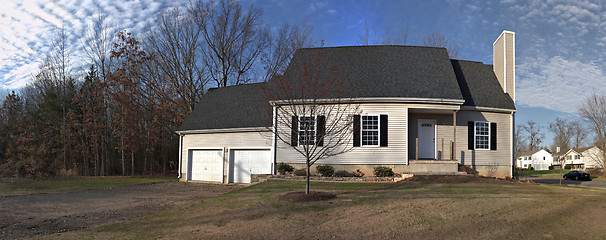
178,133,183,179
272,105,278,175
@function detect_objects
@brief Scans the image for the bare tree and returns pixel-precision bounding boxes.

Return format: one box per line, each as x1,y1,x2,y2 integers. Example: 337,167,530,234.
421,32,461,59
261,21,313,82
514,125,526,158
144,6,207,117
571,120,587,149
521,121,544,151
357,21,408,46
579,93,606,168
264,53,360,194
192,0,268,88
548,117,574,151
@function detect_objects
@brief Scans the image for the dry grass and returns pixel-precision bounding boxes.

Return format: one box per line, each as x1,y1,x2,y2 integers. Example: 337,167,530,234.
46,178,606,239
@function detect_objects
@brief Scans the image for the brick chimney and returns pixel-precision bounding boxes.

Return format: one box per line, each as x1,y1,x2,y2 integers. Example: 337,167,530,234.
493,30,515,102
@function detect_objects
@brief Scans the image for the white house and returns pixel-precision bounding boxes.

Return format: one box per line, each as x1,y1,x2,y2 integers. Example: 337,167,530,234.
562,147,604,170
176,30,517,183
516,149,553,170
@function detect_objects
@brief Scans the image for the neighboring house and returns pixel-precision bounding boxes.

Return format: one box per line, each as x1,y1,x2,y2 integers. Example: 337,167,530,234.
176,30,517,183
562,147,604,170
516,149,553,170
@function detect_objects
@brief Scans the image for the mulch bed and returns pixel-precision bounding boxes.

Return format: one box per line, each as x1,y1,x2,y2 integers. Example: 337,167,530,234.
400,174,533,184
279,191,337,202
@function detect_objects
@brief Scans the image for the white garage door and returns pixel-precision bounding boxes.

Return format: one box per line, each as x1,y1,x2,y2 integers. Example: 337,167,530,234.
189,149,223,182
230,149,272,183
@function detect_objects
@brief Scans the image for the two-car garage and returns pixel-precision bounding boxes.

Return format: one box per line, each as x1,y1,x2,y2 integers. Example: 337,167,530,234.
187,147,272,184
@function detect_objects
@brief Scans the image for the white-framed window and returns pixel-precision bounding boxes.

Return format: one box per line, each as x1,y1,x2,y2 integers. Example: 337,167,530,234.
299,116,315,145
361,115,379,146
566,155,572,160
474,121,490,150
574,155,580,160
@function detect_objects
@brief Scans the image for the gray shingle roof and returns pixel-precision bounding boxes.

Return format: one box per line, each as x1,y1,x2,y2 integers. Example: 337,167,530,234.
179,46,516,131
282,46,465,100
451,60,516,110
178,83,271,131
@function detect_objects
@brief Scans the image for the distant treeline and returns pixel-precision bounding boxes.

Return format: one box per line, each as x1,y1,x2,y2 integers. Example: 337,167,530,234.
0,0,312,178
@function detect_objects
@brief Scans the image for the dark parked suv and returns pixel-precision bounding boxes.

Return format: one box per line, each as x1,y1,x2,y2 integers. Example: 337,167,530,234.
563,170,591,181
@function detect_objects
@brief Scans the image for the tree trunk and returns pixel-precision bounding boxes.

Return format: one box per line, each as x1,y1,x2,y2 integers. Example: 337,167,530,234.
306,163,310,194
131,150,135,176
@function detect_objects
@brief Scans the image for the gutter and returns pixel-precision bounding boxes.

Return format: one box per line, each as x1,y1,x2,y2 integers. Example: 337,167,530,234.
269,97,466,106
176,127,271,135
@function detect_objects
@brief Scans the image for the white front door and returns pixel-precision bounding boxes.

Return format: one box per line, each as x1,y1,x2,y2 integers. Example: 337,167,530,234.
418,120,436,159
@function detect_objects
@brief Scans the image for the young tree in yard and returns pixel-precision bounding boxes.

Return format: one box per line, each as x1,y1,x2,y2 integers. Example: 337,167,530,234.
579,93,606,168
264,53,360,194
521,121,544,151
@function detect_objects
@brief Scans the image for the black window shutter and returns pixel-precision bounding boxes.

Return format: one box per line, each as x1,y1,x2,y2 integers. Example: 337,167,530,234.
490,122,497,150
317,115,326,146
380,115,388,147
353,115,361,147
468,121,474,150
291,116,298,146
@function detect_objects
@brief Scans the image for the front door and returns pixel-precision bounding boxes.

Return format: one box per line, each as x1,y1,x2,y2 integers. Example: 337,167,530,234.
418,120,436,159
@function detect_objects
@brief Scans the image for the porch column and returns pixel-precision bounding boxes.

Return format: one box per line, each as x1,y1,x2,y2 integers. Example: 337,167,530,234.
453,110,457,161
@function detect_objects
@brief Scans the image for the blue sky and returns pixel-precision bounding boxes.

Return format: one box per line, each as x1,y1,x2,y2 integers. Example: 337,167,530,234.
1,0,605,147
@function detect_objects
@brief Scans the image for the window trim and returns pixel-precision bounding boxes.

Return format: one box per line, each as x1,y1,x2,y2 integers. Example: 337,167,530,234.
474,121,490,150
298,115,316,146
361,115,380,147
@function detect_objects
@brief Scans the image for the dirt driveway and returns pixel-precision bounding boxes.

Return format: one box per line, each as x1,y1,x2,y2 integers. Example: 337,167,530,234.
0,181,239,239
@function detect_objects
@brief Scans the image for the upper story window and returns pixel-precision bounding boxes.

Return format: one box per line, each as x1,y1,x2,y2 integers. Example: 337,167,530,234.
566,155,572,160
299,116,315,145
475,121,490,150
574,155,580,160
361,115,379,146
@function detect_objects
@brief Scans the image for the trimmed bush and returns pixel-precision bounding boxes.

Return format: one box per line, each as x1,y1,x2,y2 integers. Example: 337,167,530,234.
334,170,353,177
316,165,335,177
564,165,572,170
373,166,394,177
277,162,294,175
353,169,365,177
294,168,307,176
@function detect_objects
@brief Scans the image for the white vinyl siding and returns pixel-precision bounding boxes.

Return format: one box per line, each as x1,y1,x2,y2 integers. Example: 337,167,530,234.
181,131,272,181
276,103,407,165
408,110,512,167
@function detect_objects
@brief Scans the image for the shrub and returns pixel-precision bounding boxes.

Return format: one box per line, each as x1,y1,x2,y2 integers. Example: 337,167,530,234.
564,165,572,170
529,166,534,171
294,168,307,176
316,165,335,177
373,166,394,177
277,162,294,175
353,169,365,177
334,170,353,177
548,165,554,170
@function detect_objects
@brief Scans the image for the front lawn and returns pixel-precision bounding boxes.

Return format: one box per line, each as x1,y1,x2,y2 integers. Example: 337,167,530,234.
50,177,606,239
0,177,176,196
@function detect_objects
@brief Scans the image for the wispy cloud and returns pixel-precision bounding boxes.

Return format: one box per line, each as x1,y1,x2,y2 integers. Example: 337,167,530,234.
517,56,606,114
0,0,189,89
